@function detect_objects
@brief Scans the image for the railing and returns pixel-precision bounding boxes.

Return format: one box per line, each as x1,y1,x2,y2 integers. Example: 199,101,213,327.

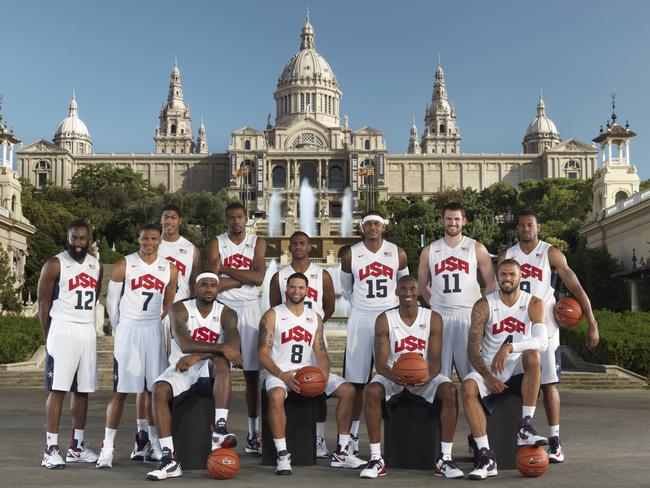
603,188,650,219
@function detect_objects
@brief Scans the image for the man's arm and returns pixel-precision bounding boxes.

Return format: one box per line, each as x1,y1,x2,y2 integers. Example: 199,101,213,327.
373,313,397,381
161,265,178,318
257,309,299,391
312,315,330,377
188,246,201,297
396,246,410,279
469,298,507,394
205,237,242,292
321,270,335,323
476,242,496,295
37,257,60,339
338,245,353,300
424,311,443,382
269,272,282,308
106,258,126,330
549,247,599,349
417,245,432,305
220,238,267,286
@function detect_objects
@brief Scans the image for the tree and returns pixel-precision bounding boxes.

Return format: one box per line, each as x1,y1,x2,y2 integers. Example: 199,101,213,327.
0,244,23,314
640,179,650,192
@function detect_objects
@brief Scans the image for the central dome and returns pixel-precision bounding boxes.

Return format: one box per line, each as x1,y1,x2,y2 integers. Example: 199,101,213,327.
55,96,90,138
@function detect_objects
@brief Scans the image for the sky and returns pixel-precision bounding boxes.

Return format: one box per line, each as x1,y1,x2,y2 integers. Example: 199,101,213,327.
3,0,650,179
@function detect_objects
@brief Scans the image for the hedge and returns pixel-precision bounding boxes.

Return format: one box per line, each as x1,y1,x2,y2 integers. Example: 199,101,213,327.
0,316,43,364
561,310,650,377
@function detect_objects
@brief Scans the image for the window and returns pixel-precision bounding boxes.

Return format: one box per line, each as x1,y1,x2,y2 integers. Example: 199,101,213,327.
299,163,318,187
244,140,251,150
564,160,581,179
291,132,325,149
300,93,305,112
171,124,177,135
272,166,287,188
11,195,16,213
328,166,344,190
364,140,370,150
330,202,342,218
38,173,47,187
440,124,445,133
615,190,628,203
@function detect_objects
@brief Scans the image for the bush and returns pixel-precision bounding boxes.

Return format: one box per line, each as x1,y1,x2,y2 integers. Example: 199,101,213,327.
561,310,650,377
0,316,43,364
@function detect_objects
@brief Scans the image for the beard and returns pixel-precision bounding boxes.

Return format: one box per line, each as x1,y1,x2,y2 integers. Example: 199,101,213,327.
67,244,89,261
286,295,305,305
499,283,518,295
197,295,216,306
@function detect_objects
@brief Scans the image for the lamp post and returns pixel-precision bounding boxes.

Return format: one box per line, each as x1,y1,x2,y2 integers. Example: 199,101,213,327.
359,155,375,213
234,160,253,216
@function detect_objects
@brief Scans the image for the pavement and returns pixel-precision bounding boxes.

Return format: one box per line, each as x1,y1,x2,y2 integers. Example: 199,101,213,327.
1,389,649,488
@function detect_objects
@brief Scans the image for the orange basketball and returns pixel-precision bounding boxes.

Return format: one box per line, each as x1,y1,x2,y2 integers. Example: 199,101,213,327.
516,446,549,477
295,365,327,397
553,297,583,328
206,448,240,480
393,352,428,385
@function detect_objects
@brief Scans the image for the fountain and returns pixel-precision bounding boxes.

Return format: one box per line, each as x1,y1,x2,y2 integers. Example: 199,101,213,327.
268,190,282,237
299,179,317,237
341,186,353,237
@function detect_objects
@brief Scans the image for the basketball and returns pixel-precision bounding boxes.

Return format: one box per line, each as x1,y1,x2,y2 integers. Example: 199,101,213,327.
553,296,583,328
393,352,428,385
295,365,327,396
207,448,240,479
516,446,549,477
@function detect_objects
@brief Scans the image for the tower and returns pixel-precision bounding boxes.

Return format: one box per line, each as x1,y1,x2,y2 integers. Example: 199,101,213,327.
0,96,20,168
407,118,421,154
195,116,208,154
420,59,461,155
154,61,194,154
522,93,560,154
53,91,92,155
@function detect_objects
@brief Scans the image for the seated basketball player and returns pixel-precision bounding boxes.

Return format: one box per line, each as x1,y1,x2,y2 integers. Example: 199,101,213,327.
360,275,463,479
145,273,243,481
258,272,365,475
461,259,548,480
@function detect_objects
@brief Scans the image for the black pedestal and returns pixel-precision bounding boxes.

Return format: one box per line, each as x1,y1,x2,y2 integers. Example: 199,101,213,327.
171,394,214,470
485,390,522,470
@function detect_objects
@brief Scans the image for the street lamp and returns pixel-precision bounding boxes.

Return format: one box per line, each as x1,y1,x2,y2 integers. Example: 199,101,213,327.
359,156,375,213
233,160,253,216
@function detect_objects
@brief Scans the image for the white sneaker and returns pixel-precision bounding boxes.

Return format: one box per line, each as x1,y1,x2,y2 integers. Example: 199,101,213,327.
517,416,548,447
275,451,292,475
130,430,150,461
146,448,182,480
212,419,237,450
349,434,360,456
245,432,262,455
42,446,66,469
316,436,329,458
548,436,565,463
66,446,99,463
468,448,498,480
145,444,162,463
433,457,464,479
96,445,114,468
330,448,367,469
359,457,386,478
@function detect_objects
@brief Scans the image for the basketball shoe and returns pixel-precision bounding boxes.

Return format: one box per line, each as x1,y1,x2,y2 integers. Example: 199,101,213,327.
516,416,548,446
42,445,66,469
359,457,386,478
433,457,464,479
145,443,163,463
146,447,182,481
468,448,497,480
316,435,329,458
212,418,237,450
130,430,150,461
245,432,262,455
548,436,564,463
276,450,292,475
349,433,360,456
330,446,366,469
96,445,114,468
66,440,99,463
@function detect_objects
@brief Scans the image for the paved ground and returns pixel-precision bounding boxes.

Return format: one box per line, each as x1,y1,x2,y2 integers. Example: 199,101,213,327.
1,389,649,487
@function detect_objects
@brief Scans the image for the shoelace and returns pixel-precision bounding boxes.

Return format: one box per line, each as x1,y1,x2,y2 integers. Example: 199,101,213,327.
549,438,560,451
136,432,149,450
476,454,492,470
366,459,383,470
158,454,175,470
442,459,460,470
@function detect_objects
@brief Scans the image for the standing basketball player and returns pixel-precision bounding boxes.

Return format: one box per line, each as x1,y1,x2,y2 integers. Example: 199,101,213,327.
360,276,463,479
132,203,201,462
501,210,599,462
146,273,242,481
339,212,409,454
462,259,548,480
206,202,267,454
259,272,364,475
269,231,336,458
38,219,102,468
417,202,496,381
97,224,178,468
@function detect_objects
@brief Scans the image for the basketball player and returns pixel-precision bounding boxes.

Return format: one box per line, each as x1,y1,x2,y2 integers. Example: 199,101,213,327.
339,211,409,454
206,202,267,454
501,210,599,462
360,275,463,479
38,219,102,468
462,259,548,480
97,224,178,468
259,272,365,475
145,273,242,481
269,231,336,458
131,204,201,462
417,201,496,382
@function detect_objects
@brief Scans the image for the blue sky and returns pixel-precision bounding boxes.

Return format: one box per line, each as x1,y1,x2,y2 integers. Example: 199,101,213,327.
3,0,649,179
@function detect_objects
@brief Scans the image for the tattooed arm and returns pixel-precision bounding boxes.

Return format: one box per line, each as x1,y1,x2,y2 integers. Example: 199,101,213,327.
313,314,330,377
468,297,507,394
258,309,299,391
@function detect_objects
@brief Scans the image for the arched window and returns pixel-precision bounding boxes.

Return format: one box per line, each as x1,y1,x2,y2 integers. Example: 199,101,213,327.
564,160,581,179
328,165,344,190
244,140,251,150
272,166,287,188
364,140,370,150
440,124,445,134
299,163,318,188
35,160,51,188
615,190,628,204
171,124,177,135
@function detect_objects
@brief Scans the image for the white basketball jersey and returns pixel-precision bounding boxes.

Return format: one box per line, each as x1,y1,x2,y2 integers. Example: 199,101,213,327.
271,303,318,371
428,236,482,314
119,253,171,323
169,299,224,365
159,236,195,302
482,290,533,363
506,241,555,306
217,232,259,301
350,240,400,312
278,263,325,318
49,251,101,324
386,306,431,368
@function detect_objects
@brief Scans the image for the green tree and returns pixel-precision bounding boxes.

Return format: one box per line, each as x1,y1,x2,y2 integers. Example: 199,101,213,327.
640,179,650,192
0,244,23,314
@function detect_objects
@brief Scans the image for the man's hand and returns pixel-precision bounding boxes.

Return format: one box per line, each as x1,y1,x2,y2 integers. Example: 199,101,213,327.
586,320,600,350
412,372,432,387
484,373,508,394
279,370,300,392
176,354,203,372
490,344,512,375
221,346,243,368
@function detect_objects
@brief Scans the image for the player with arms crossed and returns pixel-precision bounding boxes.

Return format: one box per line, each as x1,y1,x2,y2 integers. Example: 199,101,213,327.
360,275,464,479
462,259,548,480
259,273,364,475
38,219,103,468
501,210,599,462
145,273,242,480
269,231,336,458
339,212,409,454
97,224,178,468
206,202,267,454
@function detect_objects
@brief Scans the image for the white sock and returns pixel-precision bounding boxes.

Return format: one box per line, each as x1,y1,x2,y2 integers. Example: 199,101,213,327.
159,436,174,452
441,441,453,460
350,420,360,437
522,405,536,419
549,425,560,437
73,429,84,448
338,434,350,451
369,442,381,459
474,435,489,450
215,408,229,423
46,432,58,447
136,418,148,432
104,428,117,448
273,438,287,454
316,422,326,438
148,426,159,448
248,417,259,436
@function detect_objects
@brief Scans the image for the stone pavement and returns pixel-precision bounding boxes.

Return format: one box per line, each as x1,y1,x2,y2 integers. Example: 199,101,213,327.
1,389,648,487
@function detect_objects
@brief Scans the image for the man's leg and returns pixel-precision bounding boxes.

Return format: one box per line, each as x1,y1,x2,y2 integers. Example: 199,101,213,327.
244,370,262,453
359,382,387,478
315,398,328,458
212,356,236,449
433,382,464,479
65,392,99,463
267,387,291,475
96,392,128,468
329,380,366,468
42,390,67,469
146,382,182,481
517,350,547,447
461,378,497,480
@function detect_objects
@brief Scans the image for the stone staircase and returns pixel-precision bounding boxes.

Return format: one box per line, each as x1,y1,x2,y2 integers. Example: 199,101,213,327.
1,332,647,390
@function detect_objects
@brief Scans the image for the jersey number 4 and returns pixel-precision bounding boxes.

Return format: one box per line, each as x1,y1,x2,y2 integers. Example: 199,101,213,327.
366,278,388,299
74,290,94,310
442,273,461,293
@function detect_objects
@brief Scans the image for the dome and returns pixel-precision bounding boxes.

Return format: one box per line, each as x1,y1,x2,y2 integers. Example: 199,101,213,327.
525,96,558,137
55,95,90,138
